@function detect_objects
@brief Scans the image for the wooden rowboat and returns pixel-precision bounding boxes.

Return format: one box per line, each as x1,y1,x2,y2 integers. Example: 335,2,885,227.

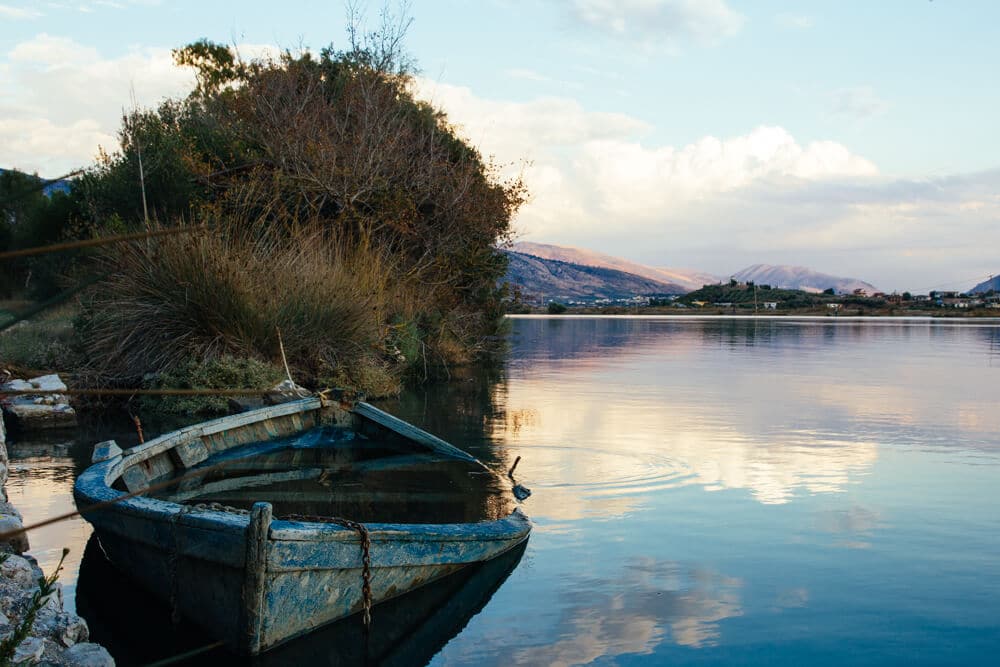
73,395,530,655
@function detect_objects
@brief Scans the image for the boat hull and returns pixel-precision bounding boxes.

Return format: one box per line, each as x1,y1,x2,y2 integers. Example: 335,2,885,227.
73,398,531,654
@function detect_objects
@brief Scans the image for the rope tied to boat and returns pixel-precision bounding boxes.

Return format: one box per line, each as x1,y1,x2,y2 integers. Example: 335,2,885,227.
282,514,373,629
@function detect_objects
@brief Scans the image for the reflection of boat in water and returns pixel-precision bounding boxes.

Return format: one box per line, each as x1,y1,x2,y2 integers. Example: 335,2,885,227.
76,533,527,666
73,397,530,655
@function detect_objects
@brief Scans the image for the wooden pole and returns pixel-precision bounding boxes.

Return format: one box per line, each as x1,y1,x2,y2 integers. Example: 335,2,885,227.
242,502,272,655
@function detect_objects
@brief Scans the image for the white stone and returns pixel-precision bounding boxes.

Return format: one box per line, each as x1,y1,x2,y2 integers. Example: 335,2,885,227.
12,635,44,664
28,374,67,393
0,516,30,554
40,582,63,613
1,380,32,392
267,379,311,404
1,402,78,430
57,613,90,647
0,554,37,586
63,642,115,667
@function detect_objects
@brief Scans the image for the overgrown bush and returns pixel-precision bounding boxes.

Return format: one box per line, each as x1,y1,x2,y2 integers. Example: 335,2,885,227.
0,305,80,373
139,355,284,416
71,23,525,391
78,215,398,392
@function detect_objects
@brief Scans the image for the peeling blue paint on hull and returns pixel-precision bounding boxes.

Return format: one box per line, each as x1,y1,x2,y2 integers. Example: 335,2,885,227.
73,398,531,655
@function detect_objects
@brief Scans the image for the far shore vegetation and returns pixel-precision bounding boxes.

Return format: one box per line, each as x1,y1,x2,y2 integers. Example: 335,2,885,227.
519,279,1000,317
0,16,525,417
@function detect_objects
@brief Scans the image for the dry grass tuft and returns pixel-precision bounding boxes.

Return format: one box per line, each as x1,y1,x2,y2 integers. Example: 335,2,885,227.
78,215,398,391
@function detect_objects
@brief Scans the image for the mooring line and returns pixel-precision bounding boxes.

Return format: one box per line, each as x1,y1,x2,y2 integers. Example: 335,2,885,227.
0,224,207,261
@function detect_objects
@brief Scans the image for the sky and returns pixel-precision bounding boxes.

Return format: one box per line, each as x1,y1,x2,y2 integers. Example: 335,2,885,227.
1,0,999,292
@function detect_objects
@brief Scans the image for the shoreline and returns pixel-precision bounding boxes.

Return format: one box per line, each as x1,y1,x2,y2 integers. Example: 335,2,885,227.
0,413,113,666
507,312,1000,322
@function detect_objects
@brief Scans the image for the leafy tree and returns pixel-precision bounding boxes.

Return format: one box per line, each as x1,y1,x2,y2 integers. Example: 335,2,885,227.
547,301,568,314
76,15,526,385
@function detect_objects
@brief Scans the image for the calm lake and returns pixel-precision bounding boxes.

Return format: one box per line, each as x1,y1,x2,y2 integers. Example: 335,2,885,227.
6,316,1000,665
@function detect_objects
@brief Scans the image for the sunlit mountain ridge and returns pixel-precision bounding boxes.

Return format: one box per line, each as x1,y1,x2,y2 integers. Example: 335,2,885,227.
509,241,881,297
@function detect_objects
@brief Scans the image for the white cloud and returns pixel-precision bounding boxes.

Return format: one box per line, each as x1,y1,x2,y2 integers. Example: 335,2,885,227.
416,78,877,237
414,79,1000,291
829,85,889,120
0,118,114,175
0,34,195,174
8,33,99,64
0,3,42,18
563,0,745,49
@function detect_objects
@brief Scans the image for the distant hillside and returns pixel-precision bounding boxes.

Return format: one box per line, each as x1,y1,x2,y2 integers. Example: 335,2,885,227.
512,241,717,292
504,251,683,301
969,275,1000,294
732,264,877,295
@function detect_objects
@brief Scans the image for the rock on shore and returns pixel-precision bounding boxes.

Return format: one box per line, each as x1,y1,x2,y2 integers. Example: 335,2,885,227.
1,375,78,431
0,412,113,665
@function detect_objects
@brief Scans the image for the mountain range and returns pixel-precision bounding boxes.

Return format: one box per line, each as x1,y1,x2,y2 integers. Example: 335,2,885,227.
969,275,1000,294
505,251,683,300
512,242,717,292
505,242,882,300
732,264,877,295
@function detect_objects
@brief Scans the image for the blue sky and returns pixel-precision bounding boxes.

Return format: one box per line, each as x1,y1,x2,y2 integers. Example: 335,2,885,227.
2,1,999,290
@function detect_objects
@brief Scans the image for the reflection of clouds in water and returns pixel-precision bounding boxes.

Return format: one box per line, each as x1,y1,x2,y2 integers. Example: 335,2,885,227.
5,447,93,611
500,381,878,510
773,587,809,610
666,430,876,505
815,504,882,549
512,559,742,665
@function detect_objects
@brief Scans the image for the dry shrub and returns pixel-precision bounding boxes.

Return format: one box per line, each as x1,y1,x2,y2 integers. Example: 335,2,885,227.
78,215,396,389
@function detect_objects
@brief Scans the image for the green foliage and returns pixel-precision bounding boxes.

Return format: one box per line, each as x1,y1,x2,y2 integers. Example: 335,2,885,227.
0,170,85,299
681,284,827,309
140,354,284,417
172,39,247,96
0,315,78,373
547,301,568,314
822,287,836,295
74,30,525,387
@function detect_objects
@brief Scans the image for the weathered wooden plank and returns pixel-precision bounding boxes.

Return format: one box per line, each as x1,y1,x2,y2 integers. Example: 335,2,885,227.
198,399,321,436
173,437,209,467
261,562,465,650
242,502,272,654
268,535,526,571
352,402,478,462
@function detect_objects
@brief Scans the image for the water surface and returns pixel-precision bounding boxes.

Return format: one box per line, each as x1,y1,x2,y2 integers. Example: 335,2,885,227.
379,316,1000,666
6,316,1000,664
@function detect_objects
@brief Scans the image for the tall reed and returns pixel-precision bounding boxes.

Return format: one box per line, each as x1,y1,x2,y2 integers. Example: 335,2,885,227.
78,214,397,390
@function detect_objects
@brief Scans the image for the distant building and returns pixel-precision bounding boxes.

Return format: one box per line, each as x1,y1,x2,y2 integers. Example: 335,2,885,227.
763,302,778,310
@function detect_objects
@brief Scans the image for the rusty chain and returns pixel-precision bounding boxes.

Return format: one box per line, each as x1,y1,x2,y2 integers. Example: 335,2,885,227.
281,513,373,628
166,504,374,629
